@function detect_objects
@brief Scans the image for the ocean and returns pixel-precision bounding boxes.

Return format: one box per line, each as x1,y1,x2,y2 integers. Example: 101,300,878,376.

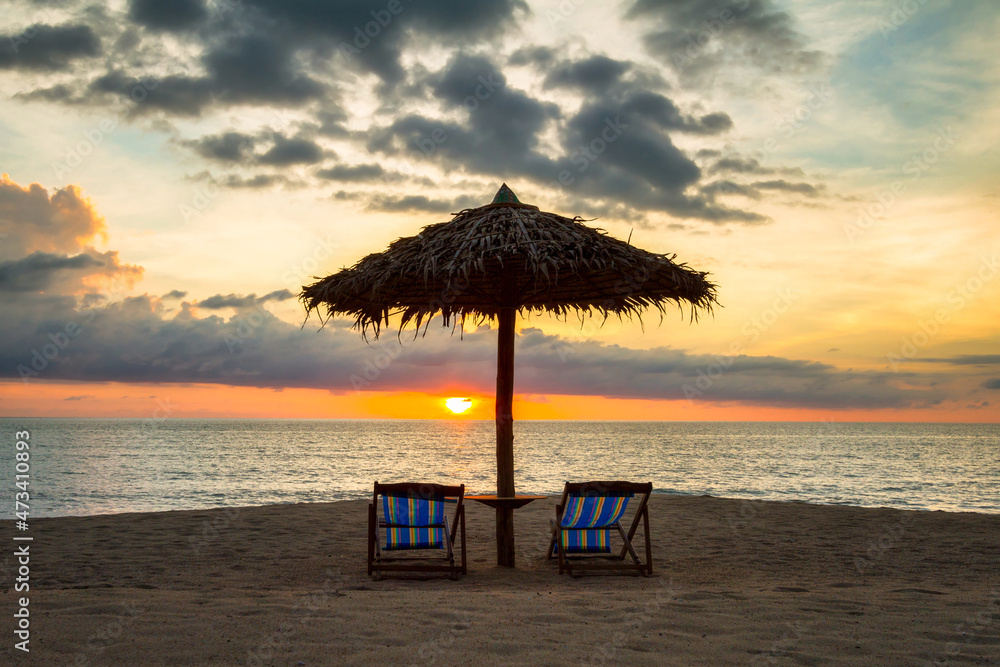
2,419,997,517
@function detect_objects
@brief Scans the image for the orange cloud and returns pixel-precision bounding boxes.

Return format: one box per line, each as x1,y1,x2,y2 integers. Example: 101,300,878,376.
0,174,108,257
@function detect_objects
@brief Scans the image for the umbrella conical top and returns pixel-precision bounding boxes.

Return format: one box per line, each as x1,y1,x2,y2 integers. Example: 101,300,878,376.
302,185,716,337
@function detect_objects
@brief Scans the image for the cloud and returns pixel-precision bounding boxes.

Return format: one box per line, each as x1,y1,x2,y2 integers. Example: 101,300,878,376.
11,0,530,123
751,180,825,197
984,379,1000,389
626,0,824,85
0,298,945,410
197,290,294,309
0,174,106,260
542,55,631,94
0,248,142,295
2,9,785,225
87,70,214,116
508,45,557,68
229,175,295,189
700,180,761,200
128,0,208,32
0,175,142,296
257,136,323,166
706,156,804,177
184,132,255,162
709,157,769,175
316,164,386,182
367,54,762,224
920,355,1000,366
366,194,477,214
181,132,323,166
698,157,823,202
241,0,527,83
0,24,101,71
202,35,324,106
79,33,326,117
0,251,104,292
366,54,560,175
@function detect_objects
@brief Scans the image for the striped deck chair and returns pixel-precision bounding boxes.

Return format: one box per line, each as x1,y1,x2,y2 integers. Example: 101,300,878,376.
547,481,653,576
368,482,466,580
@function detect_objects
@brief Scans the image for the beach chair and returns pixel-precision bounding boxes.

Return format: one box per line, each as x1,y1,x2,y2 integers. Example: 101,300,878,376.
547,481,653,577
368,482,467,580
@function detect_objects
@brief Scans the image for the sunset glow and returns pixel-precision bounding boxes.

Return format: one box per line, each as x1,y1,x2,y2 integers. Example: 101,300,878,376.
445,397,473,415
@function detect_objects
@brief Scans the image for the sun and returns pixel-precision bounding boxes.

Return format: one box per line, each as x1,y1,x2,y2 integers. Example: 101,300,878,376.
445,397,473,414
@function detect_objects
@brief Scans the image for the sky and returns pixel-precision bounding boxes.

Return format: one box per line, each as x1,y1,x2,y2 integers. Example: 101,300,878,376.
1,0,998,421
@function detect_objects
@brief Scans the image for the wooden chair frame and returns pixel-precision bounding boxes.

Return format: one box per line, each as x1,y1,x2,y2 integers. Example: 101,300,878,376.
547,481,653,577
368,482,467,580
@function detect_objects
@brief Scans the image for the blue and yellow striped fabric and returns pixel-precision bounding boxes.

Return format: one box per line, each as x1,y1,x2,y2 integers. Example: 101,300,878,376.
559,494,632,554
560,495,631,529
382,494,446,551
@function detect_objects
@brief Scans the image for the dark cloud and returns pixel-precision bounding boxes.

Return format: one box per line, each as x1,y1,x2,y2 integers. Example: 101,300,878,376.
202,35,324,106
367,194,477,214
616,90,732,135
0,249,142,294
553,93,764,223
83,33,325,117
508,45,556,68
368,54,761,224
563,98,700,189
241,0,528,83
708,156,771,175
11,0,529,122
197,290,294,310
985,379,1000,389
752,180,825,196
14,83,78,104
181,131,322,167
0,24,101,71
543,55,631,94
184,132,255,162
0,252,103,291
163,290,187,300
368,55,561,177
218,174,296,189
701,180,761,200
705,156,806,182
128,0,208,32
921,356,1000,365
0,294,944,410
316,164,386,182
89,71,214,116
257,136,323,166
626,0,824,85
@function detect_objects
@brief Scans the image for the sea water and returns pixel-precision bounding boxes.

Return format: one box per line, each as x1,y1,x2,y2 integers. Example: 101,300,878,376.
1,419,997,517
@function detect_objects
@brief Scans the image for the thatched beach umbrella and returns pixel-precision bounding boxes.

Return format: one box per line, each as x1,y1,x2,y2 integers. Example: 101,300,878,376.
301,184,717,566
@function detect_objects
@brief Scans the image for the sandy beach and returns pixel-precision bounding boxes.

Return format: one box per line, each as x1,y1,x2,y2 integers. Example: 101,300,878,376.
3,495,998,665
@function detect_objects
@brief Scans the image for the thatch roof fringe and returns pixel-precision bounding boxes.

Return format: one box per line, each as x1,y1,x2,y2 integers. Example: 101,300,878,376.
301,194,717,339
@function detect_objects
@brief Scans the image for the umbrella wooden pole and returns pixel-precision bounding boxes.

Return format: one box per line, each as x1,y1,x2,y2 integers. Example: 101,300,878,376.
495,305,516,567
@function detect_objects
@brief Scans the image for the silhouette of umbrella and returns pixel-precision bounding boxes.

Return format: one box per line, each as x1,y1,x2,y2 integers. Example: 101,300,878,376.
301,184,717,566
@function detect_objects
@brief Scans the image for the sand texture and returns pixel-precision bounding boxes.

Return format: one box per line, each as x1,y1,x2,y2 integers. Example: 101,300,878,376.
3,495,999,665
